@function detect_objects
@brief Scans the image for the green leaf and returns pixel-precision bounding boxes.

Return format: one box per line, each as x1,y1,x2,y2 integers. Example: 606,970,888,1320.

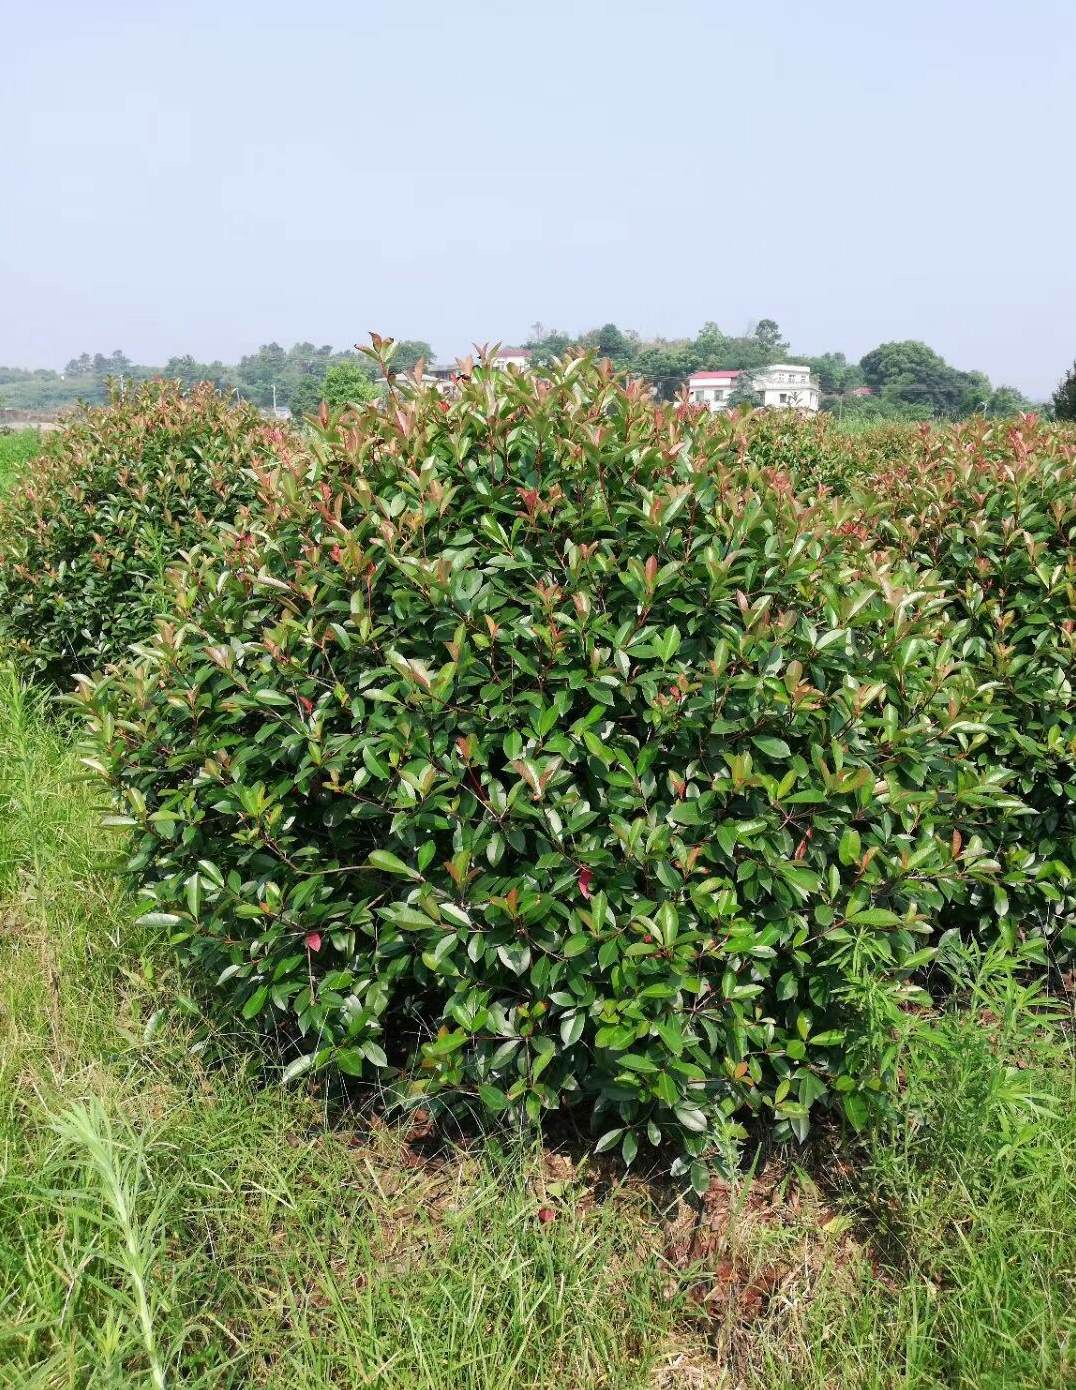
479,1084,510,1113
367,849,423,880
842,1093,868,1131
281,1054,315,1084
336,1047,366,1076
242,986,269,1020
848,908,902,927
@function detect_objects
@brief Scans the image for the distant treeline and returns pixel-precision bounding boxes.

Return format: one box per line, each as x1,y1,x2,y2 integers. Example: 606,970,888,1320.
0,341,431,417
525,320,1035,419
0,320,1039,419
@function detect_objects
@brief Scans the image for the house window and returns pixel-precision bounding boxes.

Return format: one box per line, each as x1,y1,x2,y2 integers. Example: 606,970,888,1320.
779,393,788,403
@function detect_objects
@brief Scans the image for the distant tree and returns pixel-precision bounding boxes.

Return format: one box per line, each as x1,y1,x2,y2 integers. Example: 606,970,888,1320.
827,392,933,423
392,340,434,374
633,341,699,400
956,370,994,416
235,342,365,407
525,325,575,365
861,340,942,390
692,321,727,366
286,375,323,419
593,323,632,360
754,318,786,355
860,340,974,418
720,336,772,373
162,355,236,393
805,352,860,397
89,351,122,376
1052,362,1076,421
323,362,377,408
236,342,289,405
983,385,1031,417
727,373,763,409
288,360,378,418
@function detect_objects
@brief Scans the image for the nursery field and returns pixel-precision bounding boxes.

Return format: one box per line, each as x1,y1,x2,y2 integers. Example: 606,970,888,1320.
0,368,1074,1387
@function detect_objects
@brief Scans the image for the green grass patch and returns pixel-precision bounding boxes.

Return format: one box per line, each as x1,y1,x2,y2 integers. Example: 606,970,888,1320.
0,429,42,491
736,964,1076,1390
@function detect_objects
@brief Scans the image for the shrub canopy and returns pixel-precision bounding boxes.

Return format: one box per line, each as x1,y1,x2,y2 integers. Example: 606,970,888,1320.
79,360,1076,1177
0,380,292,684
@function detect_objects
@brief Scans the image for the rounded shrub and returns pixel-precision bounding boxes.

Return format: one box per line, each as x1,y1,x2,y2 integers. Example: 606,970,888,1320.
0,380,294,684
852,414,1076,960
81,358,1025,1176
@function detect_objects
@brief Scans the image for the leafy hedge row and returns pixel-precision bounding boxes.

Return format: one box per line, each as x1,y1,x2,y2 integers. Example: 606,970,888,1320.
68,357,1076,1178
855,415,1076,953
0,381,293,684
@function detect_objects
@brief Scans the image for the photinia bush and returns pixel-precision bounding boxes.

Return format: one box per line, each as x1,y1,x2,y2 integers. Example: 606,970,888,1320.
79,351,1033,1179
0,380,295,684
852,415,1076,960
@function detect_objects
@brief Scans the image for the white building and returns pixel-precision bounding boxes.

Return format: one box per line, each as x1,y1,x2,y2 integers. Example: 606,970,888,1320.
687,369,742,410
688,363,820,413
756,364,820,411
492,348,531,371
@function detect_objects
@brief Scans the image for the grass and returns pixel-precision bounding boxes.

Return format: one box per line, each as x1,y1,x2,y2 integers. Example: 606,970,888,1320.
0,668,1072,1388
0,429,43,490
746,962,1076,1390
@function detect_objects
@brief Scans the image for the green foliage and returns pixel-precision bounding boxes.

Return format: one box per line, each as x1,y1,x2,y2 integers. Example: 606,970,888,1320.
983,383,1032,416
802,351,862,397
1052,360,1076,421
726,374,763,409
0,666,670,1390
859,339,986,418
1,323,1031,422
288,360,380,420
235,340,377,410
849,415,1076,961
161,353,238,393
752,950,1076,1390
528,320,793,400
76,356,1076,1176
0,380,292,684
0,660,1071,1388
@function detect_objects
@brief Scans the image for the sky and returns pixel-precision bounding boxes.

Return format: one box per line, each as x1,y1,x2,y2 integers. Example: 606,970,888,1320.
3,0,1074,397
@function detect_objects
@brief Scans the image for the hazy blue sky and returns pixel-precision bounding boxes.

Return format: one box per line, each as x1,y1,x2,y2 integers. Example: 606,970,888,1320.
3,0,1074,395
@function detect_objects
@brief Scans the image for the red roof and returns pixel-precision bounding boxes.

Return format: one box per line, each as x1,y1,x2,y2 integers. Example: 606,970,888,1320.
689,369,741,380
498,348,531,357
